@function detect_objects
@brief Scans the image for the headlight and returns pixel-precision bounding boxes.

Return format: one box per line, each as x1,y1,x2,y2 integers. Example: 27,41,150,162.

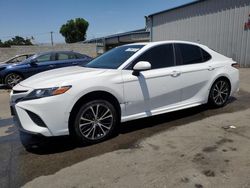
23,85,72,101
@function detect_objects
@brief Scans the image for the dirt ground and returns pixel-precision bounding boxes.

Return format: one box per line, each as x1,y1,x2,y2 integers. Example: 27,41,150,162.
0,69,250,188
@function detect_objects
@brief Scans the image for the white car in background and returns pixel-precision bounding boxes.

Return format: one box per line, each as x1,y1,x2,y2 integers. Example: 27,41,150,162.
10,41,239,144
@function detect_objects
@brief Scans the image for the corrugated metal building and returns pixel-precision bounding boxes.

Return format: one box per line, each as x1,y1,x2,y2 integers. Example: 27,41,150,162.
84,29,150,55
146,0,250,67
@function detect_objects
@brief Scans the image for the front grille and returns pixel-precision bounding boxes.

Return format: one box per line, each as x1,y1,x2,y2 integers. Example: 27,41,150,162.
26,110,47,128
13,90,28,94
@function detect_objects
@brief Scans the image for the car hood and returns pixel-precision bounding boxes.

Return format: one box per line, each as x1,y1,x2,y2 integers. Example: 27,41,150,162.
0,62,21,69
19,66,107,89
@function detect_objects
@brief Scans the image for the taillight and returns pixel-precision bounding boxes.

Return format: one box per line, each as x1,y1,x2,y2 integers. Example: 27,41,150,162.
232,63,240,69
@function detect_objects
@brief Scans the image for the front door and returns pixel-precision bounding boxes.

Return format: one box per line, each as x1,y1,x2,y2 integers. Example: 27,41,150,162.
122,44,182,120
24,53,56,77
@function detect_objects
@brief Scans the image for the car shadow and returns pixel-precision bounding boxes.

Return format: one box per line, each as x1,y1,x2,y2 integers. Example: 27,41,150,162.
20,105,208,154
19,93,245,155
0,117,13,127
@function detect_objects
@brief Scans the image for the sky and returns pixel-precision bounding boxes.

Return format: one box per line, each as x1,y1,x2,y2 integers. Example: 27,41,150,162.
0,0,194,44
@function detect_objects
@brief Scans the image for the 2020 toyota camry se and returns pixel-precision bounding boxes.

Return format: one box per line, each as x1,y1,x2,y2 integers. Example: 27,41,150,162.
10,41,239,144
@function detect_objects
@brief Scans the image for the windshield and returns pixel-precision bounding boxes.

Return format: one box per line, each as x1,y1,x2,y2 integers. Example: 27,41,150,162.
21,54,37,64
84,45,144,69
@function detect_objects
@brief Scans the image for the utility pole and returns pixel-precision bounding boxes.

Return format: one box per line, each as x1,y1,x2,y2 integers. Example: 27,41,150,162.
50,31,54,46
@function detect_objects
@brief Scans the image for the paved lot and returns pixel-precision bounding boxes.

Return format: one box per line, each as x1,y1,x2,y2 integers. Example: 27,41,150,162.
0,69,250,188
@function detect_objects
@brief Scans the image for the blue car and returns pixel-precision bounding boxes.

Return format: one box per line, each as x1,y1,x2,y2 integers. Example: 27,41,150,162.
0,51,93,88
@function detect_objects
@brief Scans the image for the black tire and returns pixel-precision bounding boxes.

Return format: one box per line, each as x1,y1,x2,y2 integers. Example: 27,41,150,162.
5,73,23,88
72,100,119,144
208,78,231,108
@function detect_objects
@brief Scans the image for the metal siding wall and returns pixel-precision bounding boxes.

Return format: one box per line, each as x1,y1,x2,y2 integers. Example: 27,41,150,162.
151,0,250,67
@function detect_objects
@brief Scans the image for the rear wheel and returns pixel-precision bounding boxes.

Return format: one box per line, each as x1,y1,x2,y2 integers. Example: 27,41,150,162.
5,73,23,88
73,100,118,144
208,78,230,108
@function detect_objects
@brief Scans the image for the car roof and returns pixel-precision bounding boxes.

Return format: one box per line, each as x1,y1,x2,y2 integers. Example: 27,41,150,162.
125,40,207,47
35,51,74,55
13,53,34,57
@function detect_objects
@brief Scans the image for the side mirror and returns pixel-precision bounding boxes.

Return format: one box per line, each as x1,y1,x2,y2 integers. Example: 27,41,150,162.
132,61,151,76
30,59,37,66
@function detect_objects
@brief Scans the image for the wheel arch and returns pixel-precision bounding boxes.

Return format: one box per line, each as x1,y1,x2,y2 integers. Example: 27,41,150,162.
68,90,121,135
207,75,232,104
4,71,25,80
3,71,25,88
210,75,232,92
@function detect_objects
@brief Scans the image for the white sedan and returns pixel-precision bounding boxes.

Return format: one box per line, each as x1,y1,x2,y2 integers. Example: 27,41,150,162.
10,41,239,143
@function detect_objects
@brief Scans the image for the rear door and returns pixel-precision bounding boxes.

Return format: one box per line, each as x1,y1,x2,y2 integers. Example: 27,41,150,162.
174,43,213,103
55,52,79,68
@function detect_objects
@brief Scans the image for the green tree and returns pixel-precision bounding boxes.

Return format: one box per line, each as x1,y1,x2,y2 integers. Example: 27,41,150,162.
11,36,33,45
60,18,89,43
0,36,33,47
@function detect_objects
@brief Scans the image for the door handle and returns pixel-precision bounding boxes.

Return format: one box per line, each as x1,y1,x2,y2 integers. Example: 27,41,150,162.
72,62,79,65
49,65,55,68
171,71,181,77
208,66,215,71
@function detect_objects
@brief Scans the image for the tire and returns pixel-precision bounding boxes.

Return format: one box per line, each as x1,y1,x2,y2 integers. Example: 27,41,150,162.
208,78,231,108
5,73,23,88
72,100,119,144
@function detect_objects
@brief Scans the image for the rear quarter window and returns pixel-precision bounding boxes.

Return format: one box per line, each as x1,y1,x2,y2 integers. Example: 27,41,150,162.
175,43,203,65
201,48,212,62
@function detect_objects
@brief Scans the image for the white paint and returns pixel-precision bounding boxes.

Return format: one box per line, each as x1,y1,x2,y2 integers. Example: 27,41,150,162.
10,41,239,136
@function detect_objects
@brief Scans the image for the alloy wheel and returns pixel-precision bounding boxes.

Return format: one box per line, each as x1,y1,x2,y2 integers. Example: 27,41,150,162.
6,73,23,88
78,103,114,141
212,80,230,106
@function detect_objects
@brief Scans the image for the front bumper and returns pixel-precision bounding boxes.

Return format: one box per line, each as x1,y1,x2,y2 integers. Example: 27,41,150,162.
11,104,53,136
11,106,44,136
0,76,4,85
10,84,71,137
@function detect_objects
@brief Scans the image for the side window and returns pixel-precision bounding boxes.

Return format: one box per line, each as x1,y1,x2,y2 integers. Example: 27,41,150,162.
58,53,69,60
175,44,203,65
201,49,212,62
36,54,51,63
9,55,27,63
130,44,175,69
75,53,91,60
57,53,75,60
68,53,76,59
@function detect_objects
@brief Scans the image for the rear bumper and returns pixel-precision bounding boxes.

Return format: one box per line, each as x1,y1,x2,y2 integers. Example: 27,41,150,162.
230,69,240,96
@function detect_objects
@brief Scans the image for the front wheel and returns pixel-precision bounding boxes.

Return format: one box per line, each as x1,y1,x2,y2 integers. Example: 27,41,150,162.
5,73,23,88
208,79,231,108
73,100,119,144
